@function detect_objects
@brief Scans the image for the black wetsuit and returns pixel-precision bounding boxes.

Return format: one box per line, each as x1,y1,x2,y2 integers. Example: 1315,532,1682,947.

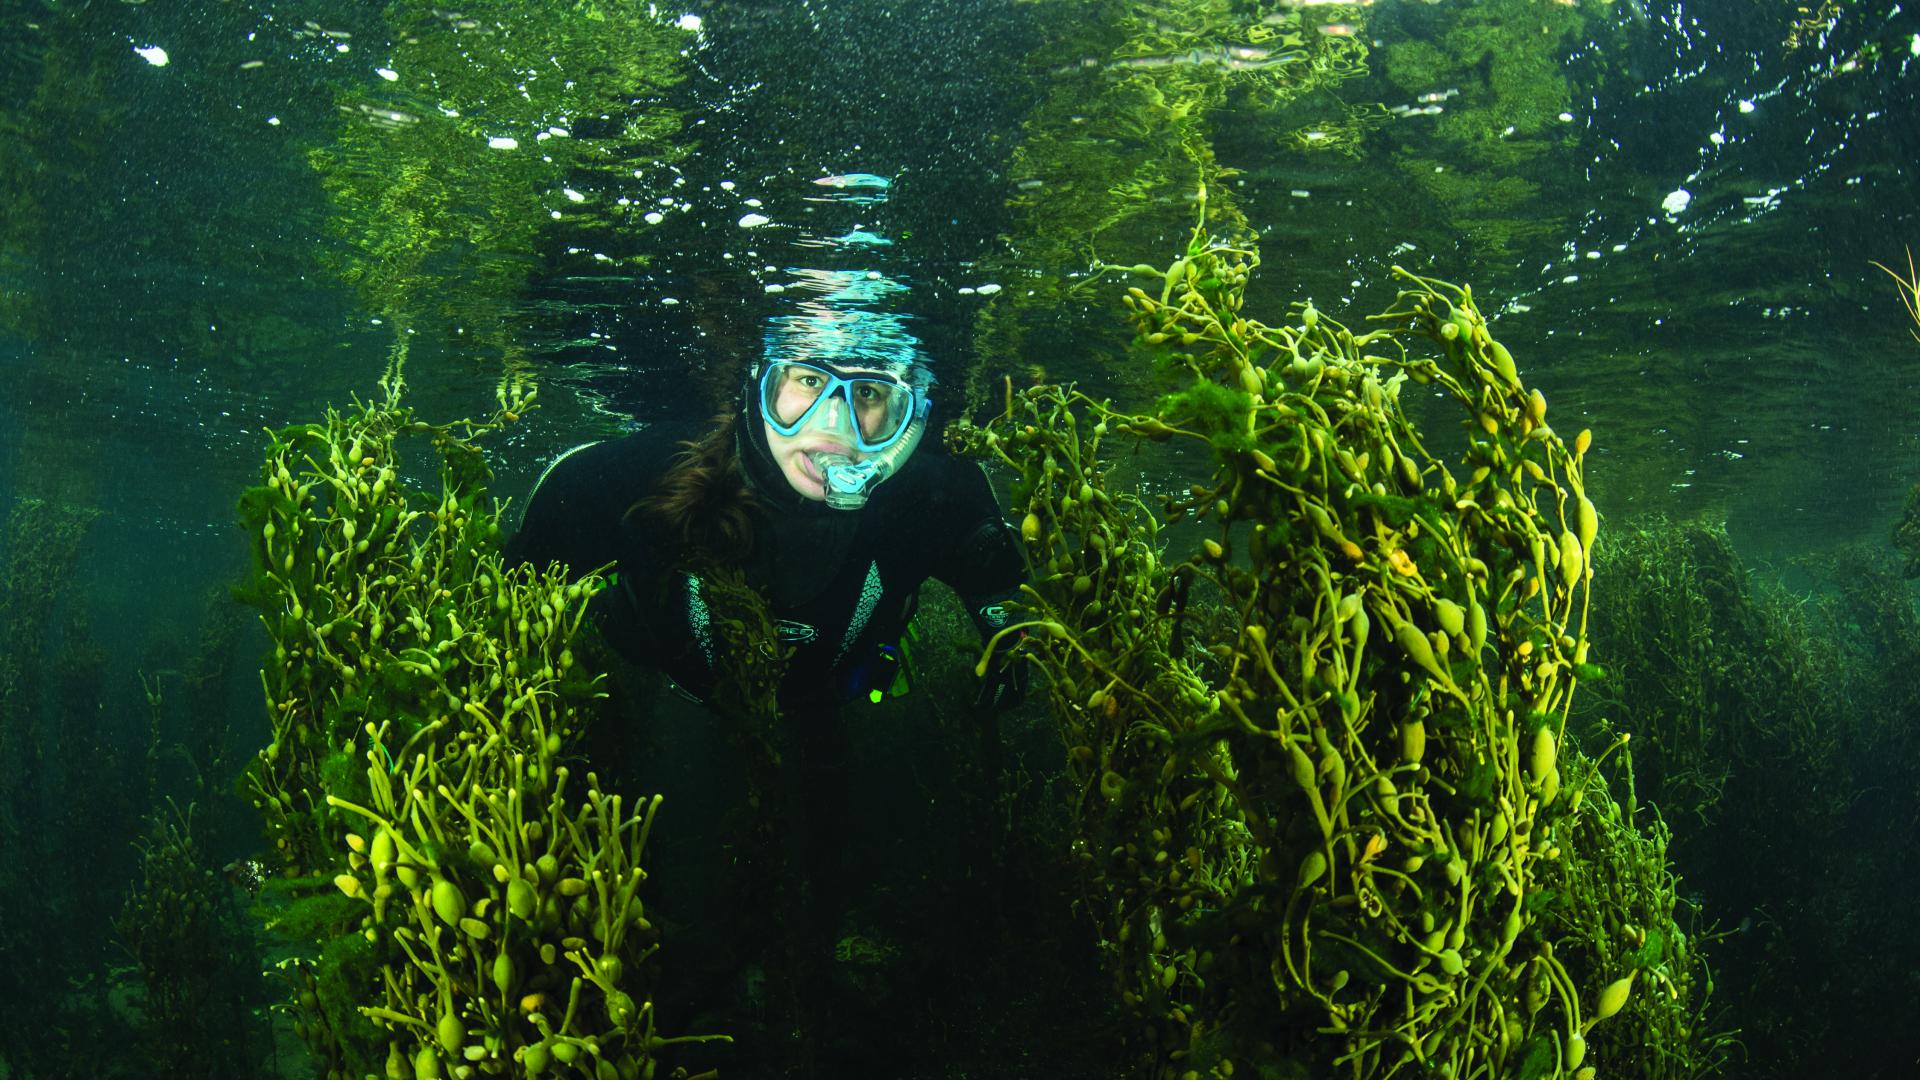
503,418,1026,711
503,417,1029,1071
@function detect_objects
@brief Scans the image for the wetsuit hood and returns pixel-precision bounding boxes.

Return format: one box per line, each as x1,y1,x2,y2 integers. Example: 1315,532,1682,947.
735,411,863,609
737,405,815,516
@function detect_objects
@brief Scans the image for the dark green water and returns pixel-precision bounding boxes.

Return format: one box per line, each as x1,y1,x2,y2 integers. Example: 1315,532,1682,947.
1,0,1916,1077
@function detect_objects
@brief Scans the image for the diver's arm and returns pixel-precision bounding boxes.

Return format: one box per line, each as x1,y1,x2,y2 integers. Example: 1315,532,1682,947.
928,459,1028,603
930,463,1033,710
503,441,606,576
501,438,662,666
953,518,1028,639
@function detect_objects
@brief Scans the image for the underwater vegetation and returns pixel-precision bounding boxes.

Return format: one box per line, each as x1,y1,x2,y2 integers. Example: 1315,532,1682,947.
135,588,257,811
1878,248,1920,576
682,566,790,741
113,799,266,1078
1576,526,1765,831
108,592,272,1078
1,488,270,1079
1580,518,1920,1078
0,498,98,787
309,0,694,371
1896,483,1920,578
237,366,721,1079
972,0,1638,411
0,496,121,1078
973,0,1371,402
951,193,1718,1078
1872,246,1920,346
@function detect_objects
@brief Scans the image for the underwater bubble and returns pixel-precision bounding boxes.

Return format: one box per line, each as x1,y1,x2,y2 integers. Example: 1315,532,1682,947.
355,103,418,127
738,213,771,228
1661,188,1692,216
376,67,398,81
135,44,169,66
488,136,518,150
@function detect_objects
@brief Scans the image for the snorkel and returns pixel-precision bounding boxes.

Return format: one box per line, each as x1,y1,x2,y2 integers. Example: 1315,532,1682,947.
805,400,927,510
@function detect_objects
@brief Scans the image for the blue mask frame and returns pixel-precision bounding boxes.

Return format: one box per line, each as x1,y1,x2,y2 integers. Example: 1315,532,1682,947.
757,360,928,453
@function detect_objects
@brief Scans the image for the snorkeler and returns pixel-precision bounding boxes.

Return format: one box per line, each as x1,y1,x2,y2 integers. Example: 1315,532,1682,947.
502,275,1031,1071
502,313,1030,713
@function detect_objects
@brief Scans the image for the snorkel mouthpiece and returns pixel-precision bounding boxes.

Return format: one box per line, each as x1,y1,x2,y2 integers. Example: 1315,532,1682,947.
809,452,891,510
804,410,926,510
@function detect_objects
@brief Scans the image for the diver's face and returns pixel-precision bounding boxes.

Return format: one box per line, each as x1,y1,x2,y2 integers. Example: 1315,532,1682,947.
759,362,911,500
763,391,867,501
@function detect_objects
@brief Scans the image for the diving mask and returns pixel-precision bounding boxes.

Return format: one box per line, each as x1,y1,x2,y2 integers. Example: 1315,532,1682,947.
758,360,921,453
753,359,928,511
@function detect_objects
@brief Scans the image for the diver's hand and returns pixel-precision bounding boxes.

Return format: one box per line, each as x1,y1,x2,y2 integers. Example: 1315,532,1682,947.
973,640,1030,712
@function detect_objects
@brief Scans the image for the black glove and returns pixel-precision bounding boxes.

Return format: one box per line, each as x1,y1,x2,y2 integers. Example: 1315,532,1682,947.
973,632,1030,712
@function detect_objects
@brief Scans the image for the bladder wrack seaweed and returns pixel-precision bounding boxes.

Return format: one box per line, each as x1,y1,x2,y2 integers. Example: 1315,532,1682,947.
951,188,1714,1078
240,368,723,1077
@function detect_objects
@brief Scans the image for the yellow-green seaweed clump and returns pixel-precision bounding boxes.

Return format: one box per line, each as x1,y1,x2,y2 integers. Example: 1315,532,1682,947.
971,0,1371,403
239,366,724,1077
951,192,1718,1078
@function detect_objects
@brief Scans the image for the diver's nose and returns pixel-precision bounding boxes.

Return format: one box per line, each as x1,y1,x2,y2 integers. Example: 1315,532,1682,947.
811,391,851,432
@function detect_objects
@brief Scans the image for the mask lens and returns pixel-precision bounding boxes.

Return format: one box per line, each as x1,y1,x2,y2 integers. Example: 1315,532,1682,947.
764,363,830,428
847,377,912,444
763,362,914,449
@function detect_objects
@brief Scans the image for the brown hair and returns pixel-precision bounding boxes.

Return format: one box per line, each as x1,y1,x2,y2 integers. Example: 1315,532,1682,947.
624,412,763,565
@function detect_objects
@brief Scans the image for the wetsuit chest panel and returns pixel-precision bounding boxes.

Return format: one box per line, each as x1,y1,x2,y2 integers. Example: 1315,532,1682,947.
509,427,1017,709
737,532,903,672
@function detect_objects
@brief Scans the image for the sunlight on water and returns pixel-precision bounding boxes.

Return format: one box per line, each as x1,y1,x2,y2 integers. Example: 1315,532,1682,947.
0,0,1915,1075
